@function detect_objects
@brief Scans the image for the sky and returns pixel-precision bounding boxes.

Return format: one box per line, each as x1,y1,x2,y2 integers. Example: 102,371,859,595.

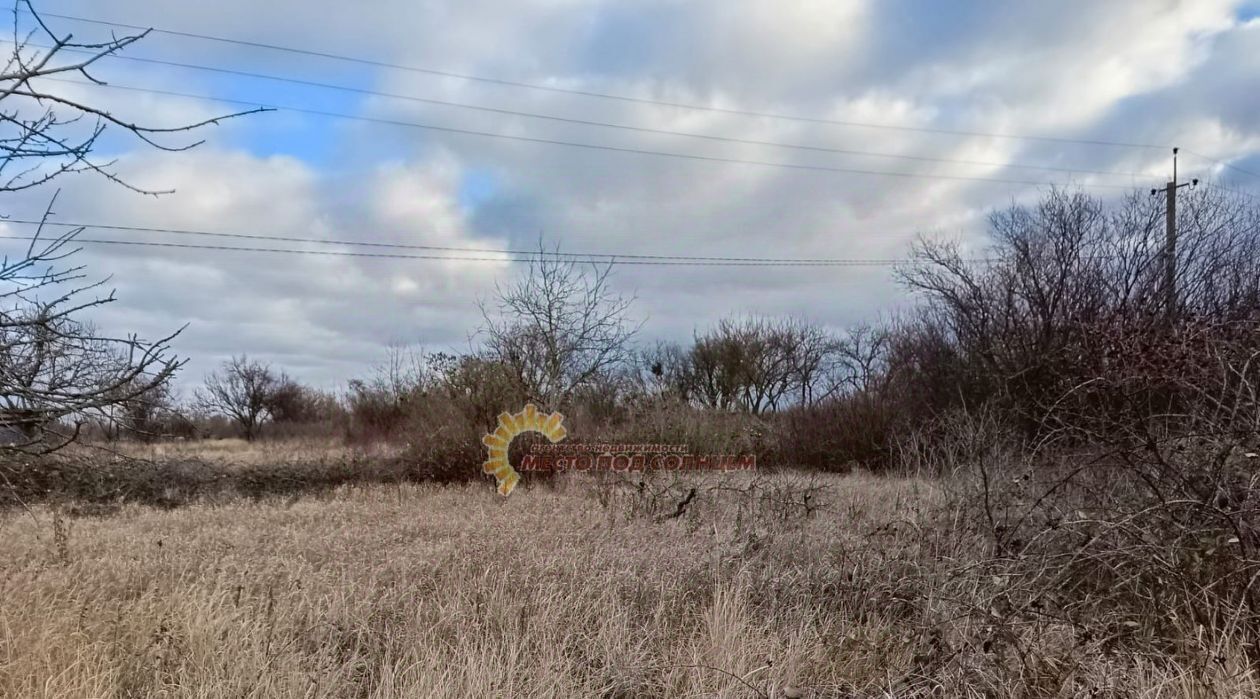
3,0,1260,390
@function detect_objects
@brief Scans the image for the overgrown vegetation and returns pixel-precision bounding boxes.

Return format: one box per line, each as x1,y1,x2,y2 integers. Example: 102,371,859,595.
3,5,1260,695
7,184,1258,694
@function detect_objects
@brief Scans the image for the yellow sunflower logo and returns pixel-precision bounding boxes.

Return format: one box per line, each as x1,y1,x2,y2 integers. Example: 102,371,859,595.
481,403,566,496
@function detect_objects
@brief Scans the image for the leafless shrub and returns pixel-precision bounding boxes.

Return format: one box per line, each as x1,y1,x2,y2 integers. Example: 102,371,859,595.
895,186,1260,436
895,186,1260,669
966,320,1260,654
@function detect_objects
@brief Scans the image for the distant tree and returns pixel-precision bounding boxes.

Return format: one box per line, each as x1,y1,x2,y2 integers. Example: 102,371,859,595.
689,316,840,414
266,375,340,424
480,244,639,410
197,356,278,441
787,318,843,407
343,345,435,441
100,378,181,442
832,324,890,396
635,341,694,401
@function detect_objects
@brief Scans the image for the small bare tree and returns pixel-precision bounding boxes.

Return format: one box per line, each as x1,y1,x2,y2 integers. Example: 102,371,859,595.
480,244,639,410
197,356,278,441
0,2,259,454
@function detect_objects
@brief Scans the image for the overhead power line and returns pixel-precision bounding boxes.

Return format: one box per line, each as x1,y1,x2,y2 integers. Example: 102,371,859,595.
0,218,909,264
21,42,1153,181
42,77,1137,191
1201,182,1260,203
1185,149,1260,184
28,9,1170,151
0,233,908,267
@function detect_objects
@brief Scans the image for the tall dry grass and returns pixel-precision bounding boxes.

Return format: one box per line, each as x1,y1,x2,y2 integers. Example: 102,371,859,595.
1,470,1255,697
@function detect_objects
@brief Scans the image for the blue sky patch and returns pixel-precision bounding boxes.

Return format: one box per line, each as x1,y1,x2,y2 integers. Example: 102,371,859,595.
457,169,499,211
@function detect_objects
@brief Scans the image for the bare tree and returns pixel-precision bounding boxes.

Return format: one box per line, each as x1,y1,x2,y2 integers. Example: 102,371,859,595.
832,324,889,396
94,374,181,442
116,379,183,441
689,316,840,413
1,1,263,194
689,327,743,411
266,375,340,425
788,318,842,407
480,244,639,410
197,356,278,441
0,2,259,454
635,340,694,401
0,255,183,451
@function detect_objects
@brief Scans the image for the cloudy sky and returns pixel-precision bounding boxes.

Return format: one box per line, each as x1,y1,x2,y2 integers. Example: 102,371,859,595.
3,0,1260,389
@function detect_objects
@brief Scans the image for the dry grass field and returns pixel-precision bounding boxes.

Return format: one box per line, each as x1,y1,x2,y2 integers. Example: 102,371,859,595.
1,462,1256,698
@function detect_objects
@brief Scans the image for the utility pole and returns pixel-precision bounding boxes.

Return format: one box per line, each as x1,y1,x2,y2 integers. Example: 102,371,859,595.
1151,147,1197,326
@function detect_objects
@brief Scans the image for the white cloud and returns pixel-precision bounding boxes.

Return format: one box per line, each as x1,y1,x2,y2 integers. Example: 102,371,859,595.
2,0,1257,388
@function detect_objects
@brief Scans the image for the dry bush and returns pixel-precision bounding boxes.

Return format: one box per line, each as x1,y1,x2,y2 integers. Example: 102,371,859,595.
892,187,1260,436
937,319,1260,663
0,441,443,510
776,393,898,472
850,186,1260,685
894,403,1019,478
939,445,1260,695
395,394,488,486
344,381,412,444
898,346,1260,692
576,399,771,458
